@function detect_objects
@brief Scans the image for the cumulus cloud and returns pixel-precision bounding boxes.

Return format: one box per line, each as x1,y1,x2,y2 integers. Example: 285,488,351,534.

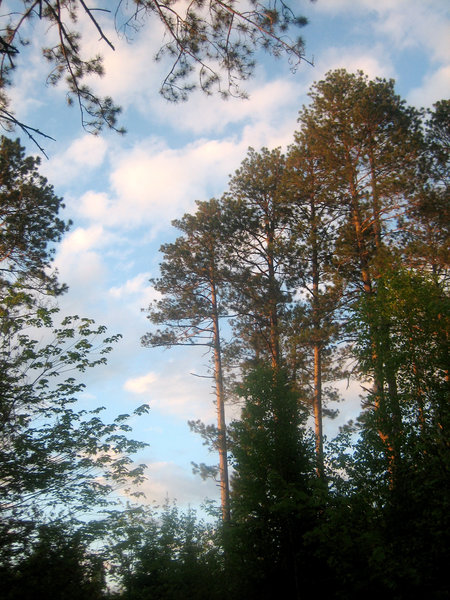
110,141,196,223
59,224,106,253
124,371,158,395
109,272,159,310
79,11,172,112
311,45,396,83
137,461,219,506
313,0,449,65
409,65,450,108
8,59,47,120
370,1,449,62
78,191,111,222
77,137,241,231
124,365,218,423
153,76,309,136
53,225,113,308
6,17,54,123
84,120,307,234
42,135,108,185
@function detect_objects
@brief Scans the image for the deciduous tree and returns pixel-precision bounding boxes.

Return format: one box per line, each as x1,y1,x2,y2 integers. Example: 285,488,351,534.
0,137,148,577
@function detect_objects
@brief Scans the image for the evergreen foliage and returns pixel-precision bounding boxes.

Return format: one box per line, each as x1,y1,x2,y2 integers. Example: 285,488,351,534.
225,366,323,600
0,0,313,149
138,70,448,600
1,71,448,598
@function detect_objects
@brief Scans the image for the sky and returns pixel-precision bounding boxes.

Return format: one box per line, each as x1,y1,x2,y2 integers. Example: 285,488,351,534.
7,0,450,513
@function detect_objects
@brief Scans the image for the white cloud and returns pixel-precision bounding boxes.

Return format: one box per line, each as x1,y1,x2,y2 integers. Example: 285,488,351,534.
313,0,449,64
81,15,167,110
312,45,396,83
124,371,158,394
55,252,105,290
42,135,108,185
6,18,51,121
137,461,219,506
53,225,112,302
58,224,107,253
78,191,111,221
68,135,108,167
99,137,239,229
100,120,313,232
153,76,309,136
124,365,218,423
107,273,157,323
370,1,450,62
409,65,450,108
110,272,149,297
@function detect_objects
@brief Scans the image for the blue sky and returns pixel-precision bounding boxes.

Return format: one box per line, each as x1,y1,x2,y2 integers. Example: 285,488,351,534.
9,0,450,511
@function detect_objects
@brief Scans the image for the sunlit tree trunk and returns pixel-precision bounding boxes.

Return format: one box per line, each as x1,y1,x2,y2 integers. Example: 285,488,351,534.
210,274,230,522
310,197,324,478
143,199,231,522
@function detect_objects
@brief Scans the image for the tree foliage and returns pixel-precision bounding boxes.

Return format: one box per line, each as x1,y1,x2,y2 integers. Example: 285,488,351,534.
1,522,106,600
142,70,448,600
226,366,328,600
0,137,149,595
0,136,69,298
119,502,223,600
0,307,149,519
223,147,292,370
403,99,450,276
2,69,446,598
143,199,231,522
0,0,313,149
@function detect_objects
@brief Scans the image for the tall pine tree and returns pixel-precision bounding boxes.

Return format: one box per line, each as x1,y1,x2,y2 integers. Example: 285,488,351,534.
143,199,231,522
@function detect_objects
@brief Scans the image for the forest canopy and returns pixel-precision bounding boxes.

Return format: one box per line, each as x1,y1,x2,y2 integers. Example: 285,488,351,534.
142,71,449,599
0,67,448,598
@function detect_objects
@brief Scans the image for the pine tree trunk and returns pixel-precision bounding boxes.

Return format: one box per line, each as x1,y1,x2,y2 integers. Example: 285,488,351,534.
313,343,324,478
267,222,281,370
210,276,230,522
348,168,403,485
311,196,324,478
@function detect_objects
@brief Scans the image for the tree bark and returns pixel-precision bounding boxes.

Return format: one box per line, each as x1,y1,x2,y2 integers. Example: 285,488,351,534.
210,275,230,522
